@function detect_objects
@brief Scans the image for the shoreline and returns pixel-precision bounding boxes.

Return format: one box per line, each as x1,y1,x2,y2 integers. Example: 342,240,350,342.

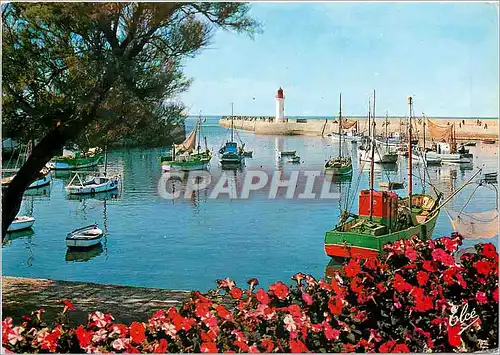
219,116,499,141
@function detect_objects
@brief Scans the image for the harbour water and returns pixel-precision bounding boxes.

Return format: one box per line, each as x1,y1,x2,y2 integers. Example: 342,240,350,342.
2,116,498,291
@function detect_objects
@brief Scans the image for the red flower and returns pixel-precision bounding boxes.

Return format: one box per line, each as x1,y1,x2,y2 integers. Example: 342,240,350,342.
442,268,455,285
289,339,308,353
392,343,410,353
201,342,218,353
422,260,436,272
431,248,455,266
416,271,429,286
75,326,92,348
256,289,270,305
473,261,492,275
393,274,412,293
129,322,145,344
126,345,141,353
440,237,459,253
216,305,232,321
379,340,396,352
60,299,75,311
343,344,355,352
412,287,434,312
405,247,417,262
230,287,243,299
447,323,462,347
328,297,343,315
234,341,250,352
494,288,499,302
344,259,361,278
480,243,497,259
154,339,168,353
260,339,275,352
269,282,289,300
323,323,340,340
363,257,379,270
476,291,488,304
301,292,313,306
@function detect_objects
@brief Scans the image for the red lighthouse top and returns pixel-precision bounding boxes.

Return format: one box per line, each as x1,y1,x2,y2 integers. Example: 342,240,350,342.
276,87,284,99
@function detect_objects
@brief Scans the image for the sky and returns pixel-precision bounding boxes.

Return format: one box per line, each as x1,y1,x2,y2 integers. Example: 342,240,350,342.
179,2,499,117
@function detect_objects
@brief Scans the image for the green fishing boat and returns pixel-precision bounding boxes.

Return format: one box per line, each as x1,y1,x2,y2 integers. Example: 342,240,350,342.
161,118,212,172
48,147,103,170
325,96,440,258
325,93,353,176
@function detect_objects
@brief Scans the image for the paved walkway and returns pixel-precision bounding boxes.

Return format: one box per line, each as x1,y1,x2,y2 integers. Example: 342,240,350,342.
2,276,192,326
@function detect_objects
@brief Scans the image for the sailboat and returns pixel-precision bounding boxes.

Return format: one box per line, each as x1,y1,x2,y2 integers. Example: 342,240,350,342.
358,91,398,164
325,94,353,176
411,114,442,166
65,145,120,195
161,116,212,172
325,96,450,258
219,103,244,167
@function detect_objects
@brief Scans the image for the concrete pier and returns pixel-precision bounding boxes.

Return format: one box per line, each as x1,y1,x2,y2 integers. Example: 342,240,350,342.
2,276,192,325
219,116,498,141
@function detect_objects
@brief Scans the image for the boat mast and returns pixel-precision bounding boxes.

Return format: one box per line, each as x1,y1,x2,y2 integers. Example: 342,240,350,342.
197,112,201,155
385,111,388,150
369,92,376,221
231,102,234,142
338,93,342,158
408,97,413,207
104,144,108,177
368,98,371,137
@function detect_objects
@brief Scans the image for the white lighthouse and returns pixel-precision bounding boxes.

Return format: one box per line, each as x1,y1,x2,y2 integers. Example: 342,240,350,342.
275,87,285,122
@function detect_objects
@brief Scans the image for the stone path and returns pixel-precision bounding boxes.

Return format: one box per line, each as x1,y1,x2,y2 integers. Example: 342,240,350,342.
2,276,192,326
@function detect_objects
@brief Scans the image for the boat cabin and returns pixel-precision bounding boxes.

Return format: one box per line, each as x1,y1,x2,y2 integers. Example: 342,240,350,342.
224,142,238,153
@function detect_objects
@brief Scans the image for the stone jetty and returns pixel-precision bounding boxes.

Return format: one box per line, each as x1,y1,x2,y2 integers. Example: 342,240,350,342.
219,116,498,141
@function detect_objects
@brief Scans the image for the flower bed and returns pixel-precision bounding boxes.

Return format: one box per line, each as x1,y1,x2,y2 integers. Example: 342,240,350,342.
2,233,498,353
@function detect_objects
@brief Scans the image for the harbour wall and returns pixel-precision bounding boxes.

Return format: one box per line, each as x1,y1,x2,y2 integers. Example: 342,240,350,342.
219,116,498,141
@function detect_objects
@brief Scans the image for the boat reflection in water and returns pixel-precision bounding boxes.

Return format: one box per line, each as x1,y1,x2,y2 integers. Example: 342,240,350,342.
3,228,35,246
66,190,120,202
324,258,345,280
65,244,104,263
23,186,51,198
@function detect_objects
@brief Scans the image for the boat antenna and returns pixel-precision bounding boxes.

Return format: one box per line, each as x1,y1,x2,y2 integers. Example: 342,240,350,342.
231,102,234,142
369,90,376,221
339,93,342,158
197,111,201,155
408,97,413,208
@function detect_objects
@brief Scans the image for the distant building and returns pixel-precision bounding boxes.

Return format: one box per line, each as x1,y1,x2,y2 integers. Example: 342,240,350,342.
275,87,285,122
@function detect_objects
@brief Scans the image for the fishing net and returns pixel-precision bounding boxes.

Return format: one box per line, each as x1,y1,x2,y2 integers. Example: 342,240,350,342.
341,120,357,130
427,119,453,142
445,208,499,239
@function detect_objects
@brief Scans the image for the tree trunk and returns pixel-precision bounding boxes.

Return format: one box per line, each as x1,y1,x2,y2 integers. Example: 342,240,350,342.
2,123,81,240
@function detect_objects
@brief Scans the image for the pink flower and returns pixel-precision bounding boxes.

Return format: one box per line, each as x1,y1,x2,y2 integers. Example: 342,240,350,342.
323,323,340,340
7,326,24,346
201,342,218,353
112,338,129,351
301,292,313,306
283,314,297,332
431,248,455,266
216,278,235,290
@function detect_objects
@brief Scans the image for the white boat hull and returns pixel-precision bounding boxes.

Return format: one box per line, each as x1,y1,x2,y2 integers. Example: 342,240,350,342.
66,236,103,248
27,173,52,189
358,149,398,164
7,216,35,232
161,162,210,173
426,152,472,164
66,176,120,195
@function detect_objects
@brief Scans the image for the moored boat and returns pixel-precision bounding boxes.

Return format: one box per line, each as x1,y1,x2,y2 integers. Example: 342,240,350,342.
66,224,103,248
65,174,120,195
325,94,353,176
279,149,296,157
325,96,441,258
219,104,245,167
48,147,103,170
288,155,301,164
7,216,35,232
161,117,212,172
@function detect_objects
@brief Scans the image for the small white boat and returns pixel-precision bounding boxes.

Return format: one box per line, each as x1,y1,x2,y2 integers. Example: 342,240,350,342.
66,225,103,248
288,156,300,163
7,216,35,232
27,168,52,189
66,173,120,195
279,149,296,157
412,152,442,166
